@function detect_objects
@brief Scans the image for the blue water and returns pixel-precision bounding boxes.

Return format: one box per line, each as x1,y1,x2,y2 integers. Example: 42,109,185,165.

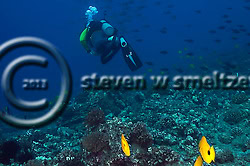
1,0,249,76
1,0,249,112
0,0,249,165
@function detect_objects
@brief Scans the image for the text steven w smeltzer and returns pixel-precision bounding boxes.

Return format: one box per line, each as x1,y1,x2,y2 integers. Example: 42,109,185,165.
80,71,250,90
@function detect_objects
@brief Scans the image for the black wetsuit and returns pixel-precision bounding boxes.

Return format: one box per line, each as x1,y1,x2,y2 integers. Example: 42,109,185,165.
86,21,120,64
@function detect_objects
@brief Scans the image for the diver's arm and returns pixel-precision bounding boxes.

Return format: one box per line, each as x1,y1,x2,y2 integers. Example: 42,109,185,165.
80,21,103,54
80,28,91,53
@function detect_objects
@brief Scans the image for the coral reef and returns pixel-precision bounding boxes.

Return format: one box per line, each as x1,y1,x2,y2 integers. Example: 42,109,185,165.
54,149,84,166
0,139,34,165
81,131,109,154
129,122,153,149
23,159,45,166
232,92,249,104
223,108,249,125
218,134,234,144
0,140,21,164
216,149,234,164
1,88,249,165
85,107,105,127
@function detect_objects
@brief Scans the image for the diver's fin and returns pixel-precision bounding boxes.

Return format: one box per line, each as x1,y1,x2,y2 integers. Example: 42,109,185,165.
120,37,143,71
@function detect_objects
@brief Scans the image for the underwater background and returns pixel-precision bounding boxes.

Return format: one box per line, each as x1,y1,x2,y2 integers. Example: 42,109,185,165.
0,0,249,165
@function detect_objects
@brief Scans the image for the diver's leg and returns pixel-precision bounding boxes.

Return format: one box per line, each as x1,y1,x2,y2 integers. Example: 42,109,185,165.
101,51,114,64
100,36,120,64
101,46,120,64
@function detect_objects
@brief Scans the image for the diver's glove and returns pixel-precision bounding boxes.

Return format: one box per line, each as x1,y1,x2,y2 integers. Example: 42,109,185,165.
85,6,98,26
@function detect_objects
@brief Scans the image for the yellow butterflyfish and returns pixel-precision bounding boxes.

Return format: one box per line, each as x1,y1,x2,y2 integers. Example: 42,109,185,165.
121,134,130,157
199,136,215,164
194,155,203,166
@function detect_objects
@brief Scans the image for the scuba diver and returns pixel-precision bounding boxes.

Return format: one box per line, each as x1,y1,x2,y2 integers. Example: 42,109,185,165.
80,6,143,71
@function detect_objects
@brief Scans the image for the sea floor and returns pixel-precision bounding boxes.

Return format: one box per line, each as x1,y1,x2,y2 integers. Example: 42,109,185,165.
0,88,249,166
